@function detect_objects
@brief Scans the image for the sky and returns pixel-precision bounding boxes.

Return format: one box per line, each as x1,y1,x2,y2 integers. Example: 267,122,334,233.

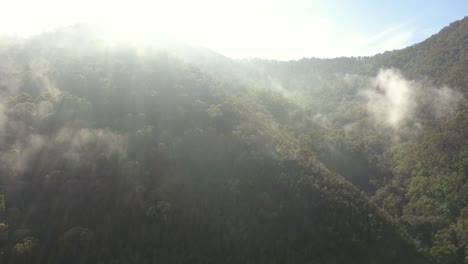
0,0,466,60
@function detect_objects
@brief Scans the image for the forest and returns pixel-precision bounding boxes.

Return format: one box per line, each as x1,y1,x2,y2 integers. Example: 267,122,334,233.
0,16,466,264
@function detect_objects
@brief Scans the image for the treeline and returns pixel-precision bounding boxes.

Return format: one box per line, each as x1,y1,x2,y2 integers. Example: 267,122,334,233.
0,17,466,264
0,33,427,263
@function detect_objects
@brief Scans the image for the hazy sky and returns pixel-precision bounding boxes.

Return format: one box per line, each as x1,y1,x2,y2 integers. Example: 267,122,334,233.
1,0,466,60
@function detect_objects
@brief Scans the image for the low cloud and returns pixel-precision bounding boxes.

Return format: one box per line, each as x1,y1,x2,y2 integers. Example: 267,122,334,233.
55,126,128,165
0,104,6,134
431,86,462,118
1,134,47,173
364,69,415,128
363,68,464,129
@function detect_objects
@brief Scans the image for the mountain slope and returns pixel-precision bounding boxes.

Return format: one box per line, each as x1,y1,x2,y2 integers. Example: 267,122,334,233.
366,16,468,92
0,31,430,263
161,17,468,263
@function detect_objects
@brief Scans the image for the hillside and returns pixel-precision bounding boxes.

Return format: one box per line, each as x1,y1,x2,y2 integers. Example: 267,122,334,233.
170,17,468,263
249,17,468,263
0,30,430,263
0,17,467,264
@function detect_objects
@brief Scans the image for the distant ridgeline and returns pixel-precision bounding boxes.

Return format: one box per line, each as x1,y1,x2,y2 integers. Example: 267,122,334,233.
0,17,467,264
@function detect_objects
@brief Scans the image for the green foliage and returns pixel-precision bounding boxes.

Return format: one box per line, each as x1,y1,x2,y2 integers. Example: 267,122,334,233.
58,226,96,263
11,236,38,260
0,194,5,213
206,104,223,118
430,245,457,264
1,16,467,264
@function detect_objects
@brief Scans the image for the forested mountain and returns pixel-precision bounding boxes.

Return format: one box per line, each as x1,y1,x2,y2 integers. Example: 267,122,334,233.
0,17,466,264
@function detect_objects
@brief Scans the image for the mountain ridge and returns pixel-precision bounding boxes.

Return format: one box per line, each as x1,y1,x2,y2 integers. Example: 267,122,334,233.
0,16,466,264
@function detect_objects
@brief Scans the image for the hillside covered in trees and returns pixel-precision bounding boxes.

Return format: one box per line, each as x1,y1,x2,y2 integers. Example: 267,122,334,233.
0,16,467,264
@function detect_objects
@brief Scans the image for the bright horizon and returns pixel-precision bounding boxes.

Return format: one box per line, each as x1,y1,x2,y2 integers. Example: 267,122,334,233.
1,0,466,60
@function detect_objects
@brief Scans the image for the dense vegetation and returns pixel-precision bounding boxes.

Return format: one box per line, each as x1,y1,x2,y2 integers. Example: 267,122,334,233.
0,17,466,264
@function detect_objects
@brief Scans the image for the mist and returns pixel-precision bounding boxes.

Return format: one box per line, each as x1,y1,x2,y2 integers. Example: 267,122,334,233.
0,17,466,264
363,68,463,130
